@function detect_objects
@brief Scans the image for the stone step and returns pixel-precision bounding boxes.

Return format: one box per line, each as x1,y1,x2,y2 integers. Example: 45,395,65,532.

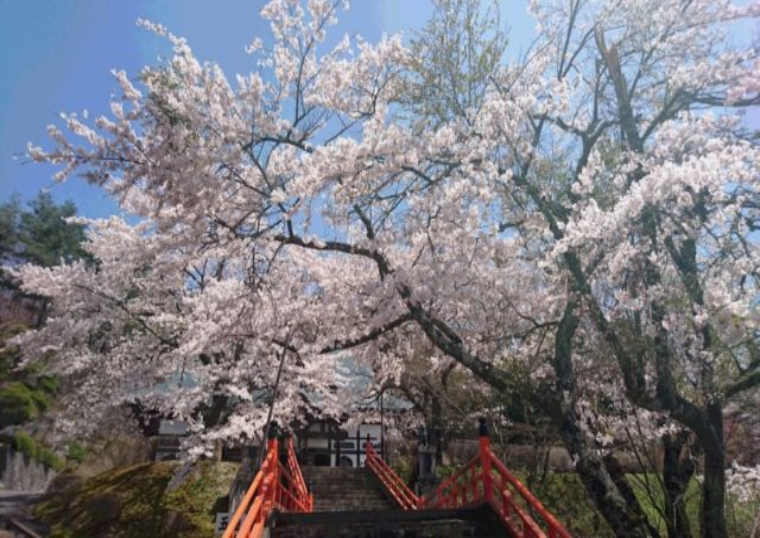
268,505,507,538
301,466,396,512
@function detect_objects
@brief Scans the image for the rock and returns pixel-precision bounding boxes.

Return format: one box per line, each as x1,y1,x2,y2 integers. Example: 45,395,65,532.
86,492,122,525
75,435,155,479
46,471,83,496
162,509,193,534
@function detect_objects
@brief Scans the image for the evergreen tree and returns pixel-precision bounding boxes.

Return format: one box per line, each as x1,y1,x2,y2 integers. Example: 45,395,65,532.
2,190,89,269
18,191,88,267
0,194,20,262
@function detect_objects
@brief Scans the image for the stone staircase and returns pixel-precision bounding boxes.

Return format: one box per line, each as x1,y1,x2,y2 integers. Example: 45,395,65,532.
268,505,506,537
301,466,395,512
268,466,507,537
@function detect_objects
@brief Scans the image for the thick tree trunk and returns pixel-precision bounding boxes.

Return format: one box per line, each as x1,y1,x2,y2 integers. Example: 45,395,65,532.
662,431,694,538
700,402,727,538
603,452,658,535
551,300,656,538
554,404,655,538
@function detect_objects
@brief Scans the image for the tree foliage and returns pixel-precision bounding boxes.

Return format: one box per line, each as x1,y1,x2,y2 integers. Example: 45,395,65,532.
15,1,760,536
0,191,89,279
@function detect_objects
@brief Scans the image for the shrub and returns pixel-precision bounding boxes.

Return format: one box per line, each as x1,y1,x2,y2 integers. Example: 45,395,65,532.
12,430,65,471
0,381,51,426
67,441,87,464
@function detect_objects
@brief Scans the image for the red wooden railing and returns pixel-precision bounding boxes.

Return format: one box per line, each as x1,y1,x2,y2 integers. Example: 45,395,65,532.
364,419,572,538
223,433,312,538
365,436,419,510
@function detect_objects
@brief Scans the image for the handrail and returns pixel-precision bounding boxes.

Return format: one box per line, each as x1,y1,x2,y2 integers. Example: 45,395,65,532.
365,435,420,510
421,454,480,508
275,460,312,512
223,432,312,538
421,419,572,538
486,448,570,538
222,447,273,538
224,420,569,538
286,436,313,511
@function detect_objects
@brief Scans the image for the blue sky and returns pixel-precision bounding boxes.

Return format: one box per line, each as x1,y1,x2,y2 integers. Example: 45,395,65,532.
6,2,755,219
0,1,537,218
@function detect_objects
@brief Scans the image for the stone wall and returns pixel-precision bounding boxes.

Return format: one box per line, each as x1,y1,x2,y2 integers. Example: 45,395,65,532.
0,445,56,491
387,437,654,474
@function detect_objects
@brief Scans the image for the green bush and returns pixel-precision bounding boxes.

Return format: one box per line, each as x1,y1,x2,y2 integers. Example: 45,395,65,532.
12,430,65,471
67,441,87,464
38,375,59,394
12,429,37,456
0,382,49,426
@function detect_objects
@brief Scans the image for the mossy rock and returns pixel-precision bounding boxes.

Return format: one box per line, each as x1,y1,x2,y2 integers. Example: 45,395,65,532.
74,434,155,479
47,472,84,496
86,493,122,525
36,460,239,538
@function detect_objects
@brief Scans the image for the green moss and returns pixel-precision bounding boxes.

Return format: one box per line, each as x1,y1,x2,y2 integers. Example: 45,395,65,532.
165,460,240,535
38,375,58,394
0,382,49,426
12,430,37,456
67,441,87,464
36,461,240,538
12,430,65,471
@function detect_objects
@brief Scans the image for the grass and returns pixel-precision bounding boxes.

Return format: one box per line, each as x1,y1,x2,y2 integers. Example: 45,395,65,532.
36,460,240,538
630,473,760,538
517,470,616,537
521,471,759,538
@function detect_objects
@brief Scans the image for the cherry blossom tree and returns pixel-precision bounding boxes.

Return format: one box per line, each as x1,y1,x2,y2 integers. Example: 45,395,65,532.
14,0,759,536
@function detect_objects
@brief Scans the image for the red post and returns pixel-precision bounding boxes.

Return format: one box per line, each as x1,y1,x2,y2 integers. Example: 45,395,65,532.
479,417,493,502
260,430,279,523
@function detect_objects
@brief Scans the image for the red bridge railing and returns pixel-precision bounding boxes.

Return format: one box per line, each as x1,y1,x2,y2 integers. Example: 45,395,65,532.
365,437,419,510
365,419,572,538
223,432,312,538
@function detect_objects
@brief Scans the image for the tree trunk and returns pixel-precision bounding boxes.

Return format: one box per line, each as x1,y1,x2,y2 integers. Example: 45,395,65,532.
554,404,656,538
700,402,727,538
662,431,694,538
551,300,656,538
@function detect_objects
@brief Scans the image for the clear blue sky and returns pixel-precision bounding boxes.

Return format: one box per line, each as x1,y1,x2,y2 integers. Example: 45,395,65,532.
0,1,537,218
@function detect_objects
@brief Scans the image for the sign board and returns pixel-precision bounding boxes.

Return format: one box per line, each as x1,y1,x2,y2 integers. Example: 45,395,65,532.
215,512,230,536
